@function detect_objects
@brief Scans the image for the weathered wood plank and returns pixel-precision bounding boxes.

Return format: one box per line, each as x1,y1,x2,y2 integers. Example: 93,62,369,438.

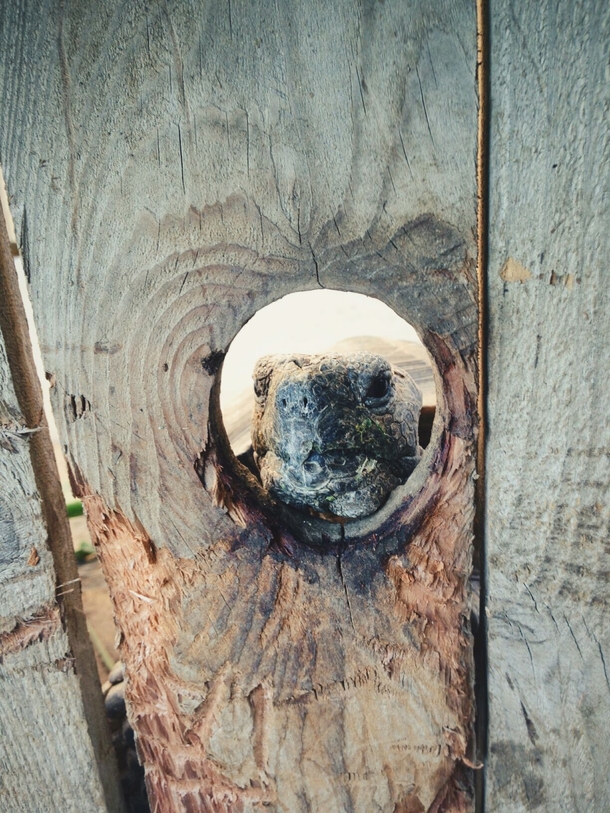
1,2,479,810
0,343,55,630
486,2,610,810
0,207,124,811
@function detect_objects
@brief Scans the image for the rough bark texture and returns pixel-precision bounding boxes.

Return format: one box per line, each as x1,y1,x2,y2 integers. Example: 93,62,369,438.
0,213,123,811
0,2,478,810
486,2,610,811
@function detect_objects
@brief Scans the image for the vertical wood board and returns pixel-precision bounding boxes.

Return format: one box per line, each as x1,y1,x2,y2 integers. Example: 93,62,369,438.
0,2,479,810
486,2,610,811
0,287,113,812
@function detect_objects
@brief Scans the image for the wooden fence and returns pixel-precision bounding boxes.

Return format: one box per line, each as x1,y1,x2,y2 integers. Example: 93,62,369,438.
0,1,608,810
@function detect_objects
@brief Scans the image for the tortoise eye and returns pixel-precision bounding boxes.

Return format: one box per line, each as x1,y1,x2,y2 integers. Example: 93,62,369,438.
365,371,391,400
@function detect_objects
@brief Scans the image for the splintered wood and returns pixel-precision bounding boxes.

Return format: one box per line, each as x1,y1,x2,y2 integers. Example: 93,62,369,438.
0,1,479,810
80,414,476,812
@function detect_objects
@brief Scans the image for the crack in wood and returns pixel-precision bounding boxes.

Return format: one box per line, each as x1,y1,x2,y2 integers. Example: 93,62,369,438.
0,608,61,661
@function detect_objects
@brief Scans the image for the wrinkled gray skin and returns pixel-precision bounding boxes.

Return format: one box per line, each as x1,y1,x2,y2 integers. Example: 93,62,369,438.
251,352,422,519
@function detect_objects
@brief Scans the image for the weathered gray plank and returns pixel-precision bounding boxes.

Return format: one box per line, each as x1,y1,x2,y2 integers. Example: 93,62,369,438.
0,206,123,811
0,341,56,630
1,2,479,810
486,1,610,810
0,327,111,813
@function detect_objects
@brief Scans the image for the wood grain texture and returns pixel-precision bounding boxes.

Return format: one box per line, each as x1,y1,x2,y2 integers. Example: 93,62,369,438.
0,339,56,632
486,2,610,810
0,2,478,810
0,255,120,811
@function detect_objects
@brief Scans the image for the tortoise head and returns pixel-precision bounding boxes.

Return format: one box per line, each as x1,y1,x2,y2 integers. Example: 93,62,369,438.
250,352,422,519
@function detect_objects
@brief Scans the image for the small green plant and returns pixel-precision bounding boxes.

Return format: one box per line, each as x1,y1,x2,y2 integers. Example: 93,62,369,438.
74,540,96,563
66,499,83,518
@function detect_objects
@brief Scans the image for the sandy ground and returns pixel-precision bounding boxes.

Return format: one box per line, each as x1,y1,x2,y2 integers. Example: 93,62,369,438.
70,514,119,682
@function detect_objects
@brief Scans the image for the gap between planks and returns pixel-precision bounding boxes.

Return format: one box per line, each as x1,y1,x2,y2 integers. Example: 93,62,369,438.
475,0,491,810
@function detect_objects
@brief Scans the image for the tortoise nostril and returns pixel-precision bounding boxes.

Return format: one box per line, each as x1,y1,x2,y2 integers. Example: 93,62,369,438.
254,377,269,399
303,397,308,408
282,398,287,407
302,453,326,481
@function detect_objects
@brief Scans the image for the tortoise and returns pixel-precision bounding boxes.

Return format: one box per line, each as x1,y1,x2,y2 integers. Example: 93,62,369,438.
224,337,436,521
